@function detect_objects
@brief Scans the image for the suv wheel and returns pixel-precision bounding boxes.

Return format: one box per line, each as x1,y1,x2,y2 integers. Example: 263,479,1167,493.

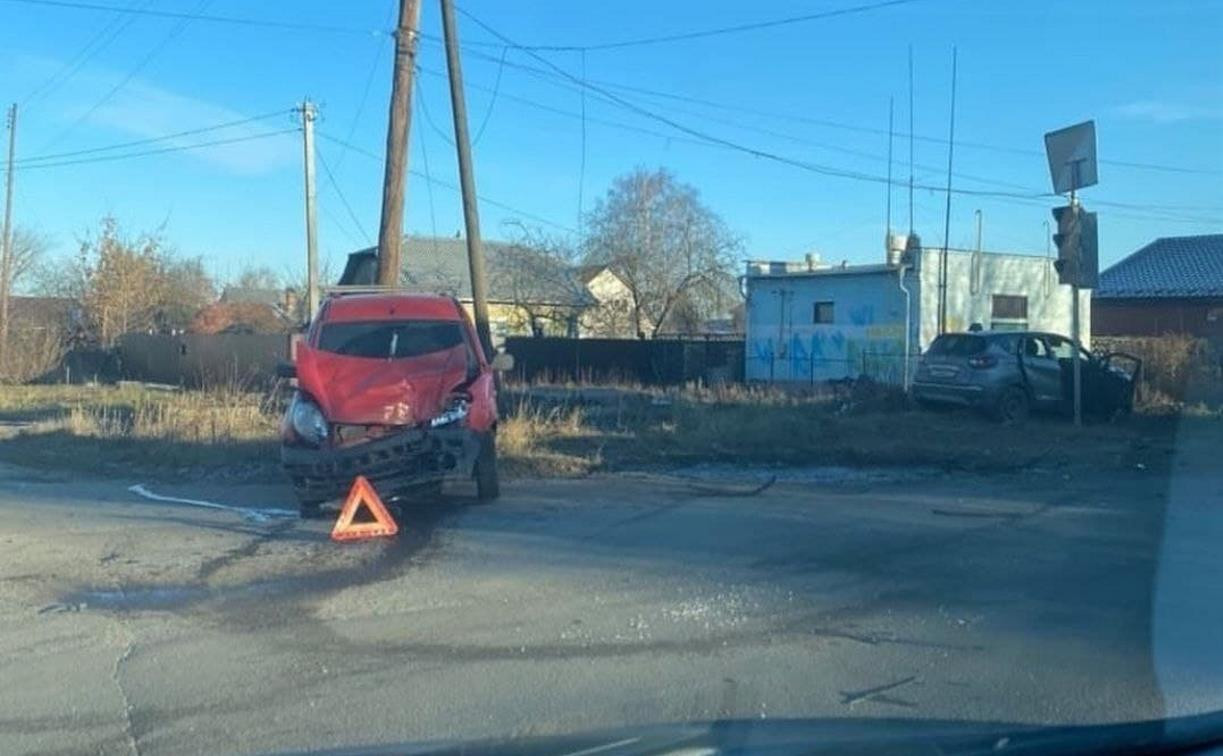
474,432,500,502
994,387,1030,425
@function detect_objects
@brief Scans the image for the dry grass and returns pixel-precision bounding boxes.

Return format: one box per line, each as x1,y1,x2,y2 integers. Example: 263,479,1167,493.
0,381,1189,482
0,384,282,480
1096,335,1221,407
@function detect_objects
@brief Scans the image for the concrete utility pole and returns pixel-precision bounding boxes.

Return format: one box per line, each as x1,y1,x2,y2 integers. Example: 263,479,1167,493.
377,0,423,286
299,100,320,319
1070,188,1082,428
439,0,494,359
0,103,17,366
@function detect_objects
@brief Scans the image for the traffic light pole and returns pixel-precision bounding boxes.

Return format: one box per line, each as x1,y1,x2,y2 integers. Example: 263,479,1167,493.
1070,188,1082,427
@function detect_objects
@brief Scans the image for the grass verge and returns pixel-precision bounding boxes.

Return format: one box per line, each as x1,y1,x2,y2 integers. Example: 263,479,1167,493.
0,383,1194,481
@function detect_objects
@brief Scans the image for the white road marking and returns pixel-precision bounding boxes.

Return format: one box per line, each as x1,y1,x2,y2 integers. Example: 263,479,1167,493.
127,484,298,523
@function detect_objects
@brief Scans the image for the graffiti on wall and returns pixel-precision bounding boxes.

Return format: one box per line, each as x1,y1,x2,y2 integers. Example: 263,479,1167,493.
747,323,906,384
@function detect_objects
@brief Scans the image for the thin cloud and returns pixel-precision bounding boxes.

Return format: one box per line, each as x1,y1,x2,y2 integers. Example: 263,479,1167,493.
87,80,297,175
1115,99,1223,124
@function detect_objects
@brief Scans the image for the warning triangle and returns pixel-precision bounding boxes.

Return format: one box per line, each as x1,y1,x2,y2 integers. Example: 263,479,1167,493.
331,476,399,541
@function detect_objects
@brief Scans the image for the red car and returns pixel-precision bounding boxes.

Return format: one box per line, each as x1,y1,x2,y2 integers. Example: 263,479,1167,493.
279,292,509,517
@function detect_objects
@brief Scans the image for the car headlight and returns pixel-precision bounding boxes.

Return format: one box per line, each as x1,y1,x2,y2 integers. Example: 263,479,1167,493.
430,396,470,428
290,394,328,445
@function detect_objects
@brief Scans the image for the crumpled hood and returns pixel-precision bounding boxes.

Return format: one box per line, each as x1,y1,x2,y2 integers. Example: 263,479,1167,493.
295,342,468,426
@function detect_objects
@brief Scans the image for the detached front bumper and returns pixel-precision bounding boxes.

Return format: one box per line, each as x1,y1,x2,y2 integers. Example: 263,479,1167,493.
281,426,480,502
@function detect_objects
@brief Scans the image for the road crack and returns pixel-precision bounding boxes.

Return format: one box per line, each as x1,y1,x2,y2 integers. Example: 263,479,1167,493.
111,637,139,756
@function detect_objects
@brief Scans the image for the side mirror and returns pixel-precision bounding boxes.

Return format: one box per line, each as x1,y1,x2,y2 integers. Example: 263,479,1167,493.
491,351,515,372
275,361,297,379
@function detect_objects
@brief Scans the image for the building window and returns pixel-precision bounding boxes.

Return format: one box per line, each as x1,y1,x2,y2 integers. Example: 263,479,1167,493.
991,294,1028,331
813,301,834,324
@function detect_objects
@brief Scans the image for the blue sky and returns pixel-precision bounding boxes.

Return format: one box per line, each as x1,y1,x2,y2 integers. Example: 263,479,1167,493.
2,0,1221,290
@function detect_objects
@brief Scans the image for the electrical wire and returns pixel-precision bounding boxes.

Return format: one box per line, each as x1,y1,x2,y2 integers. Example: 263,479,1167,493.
317,131,578,234
15,128,297,169
21,0,152,107
471,45,508,147
15,109,292,164
39,0,213,152
316,145,373,244
413,90,442,253
456,9,1223,225
501,0,927,52
459,45,1223,179
2,0,391,36
332,0,396,177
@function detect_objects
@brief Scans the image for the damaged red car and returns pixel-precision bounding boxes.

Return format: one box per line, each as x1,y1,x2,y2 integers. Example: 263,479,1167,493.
278,292,510,518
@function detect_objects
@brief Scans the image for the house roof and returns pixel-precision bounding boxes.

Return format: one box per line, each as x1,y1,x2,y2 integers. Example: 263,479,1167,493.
220,286,284,308
8,296,76,327
345,237,595,307
1096,234,1223,299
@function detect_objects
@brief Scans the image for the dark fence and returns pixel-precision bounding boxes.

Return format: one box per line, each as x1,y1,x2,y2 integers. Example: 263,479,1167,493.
505,336,745,385
116,333,290,388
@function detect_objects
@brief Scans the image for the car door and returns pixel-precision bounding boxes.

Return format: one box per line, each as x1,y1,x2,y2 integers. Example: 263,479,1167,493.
1019,335,1062,404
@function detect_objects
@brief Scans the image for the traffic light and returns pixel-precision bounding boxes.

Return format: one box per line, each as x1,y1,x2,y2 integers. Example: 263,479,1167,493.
1050,204,1099,288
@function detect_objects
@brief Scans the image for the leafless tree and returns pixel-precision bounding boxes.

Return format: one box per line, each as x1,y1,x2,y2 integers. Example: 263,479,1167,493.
583,168,741,338
494,224,586,336
8,227,50,293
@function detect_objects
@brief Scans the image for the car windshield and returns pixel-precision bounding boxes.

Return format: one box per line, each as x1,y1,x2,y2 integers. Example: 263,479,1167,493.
318,320,465,359
4,1,1222,754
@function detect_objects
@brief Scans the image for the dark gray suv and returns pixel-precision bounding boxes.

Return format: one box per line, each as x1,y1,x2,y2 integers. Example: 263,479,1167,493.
912,331,1140,423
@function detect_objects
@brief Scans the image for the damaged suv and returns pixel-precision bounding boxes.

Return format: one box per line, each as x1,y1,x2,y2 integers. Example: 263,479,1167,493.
912,331,1140,423
279,292,509,517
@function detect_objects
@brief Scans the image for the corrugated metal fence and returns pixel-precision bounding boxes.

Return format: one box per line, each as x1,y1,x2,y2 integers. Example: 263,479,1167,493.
116,333,289,388
505,336,745,385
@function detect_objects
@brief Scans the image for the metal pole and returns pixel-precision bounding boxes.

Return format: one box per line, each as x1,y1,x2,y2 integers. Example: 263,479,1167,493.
0,104,16,366
439,0,494,360
885,97,893,243
938,47,957,335
300,101,319,319
377,0,423,286
1070,185,1082,427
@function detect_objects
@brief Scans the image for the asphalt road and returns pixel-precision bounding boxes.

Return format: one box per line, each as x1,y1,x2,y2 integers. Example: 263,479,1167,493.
1,419,1220,755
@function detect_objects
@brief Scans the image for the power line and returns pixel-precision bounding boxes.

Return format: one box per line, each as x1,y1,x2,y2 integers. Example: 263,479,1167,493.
15,128,297,169
21,0,152,107
455,11,1223,225
39,0,213,152
332,12,393,177
514,0,927,51
316,145,372,244
471,46,508,146
16,109,291,164
1,0,391,36
317,131,578,234
460,45,1223,179
414,89,442,251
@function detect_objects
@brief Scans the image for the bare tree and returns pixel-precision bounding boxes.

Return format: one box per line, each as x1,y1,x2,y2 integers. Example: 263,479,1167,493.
9,227,50,293
495,224,586,336
583,168,741,338
232,266,282,291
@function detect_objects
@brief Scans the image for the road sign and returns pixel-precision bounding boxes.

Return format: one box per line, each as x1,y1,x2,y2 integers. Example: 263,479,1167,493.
1044,120,1098,194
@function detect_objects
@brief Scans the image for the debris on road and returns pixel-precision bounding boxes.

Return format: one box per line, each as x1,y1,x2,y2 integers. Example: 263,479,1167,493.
127,484,297,523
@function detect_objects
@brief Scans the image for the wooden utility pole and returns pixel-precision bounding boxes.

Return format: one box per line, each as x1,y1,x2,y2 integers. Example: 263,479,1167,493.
439,0,493,359
377,0,423,286
299,100,320,318
0,104,16,366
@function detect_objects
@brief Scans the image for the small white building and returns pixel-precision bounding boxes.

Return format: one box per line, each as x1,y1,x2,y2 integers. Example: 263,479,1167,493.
744,237,1090,385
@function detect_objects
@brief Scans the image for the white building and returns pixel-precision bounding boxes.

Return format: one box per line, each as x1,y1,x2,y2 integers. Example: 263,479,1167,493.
744,239,1090,385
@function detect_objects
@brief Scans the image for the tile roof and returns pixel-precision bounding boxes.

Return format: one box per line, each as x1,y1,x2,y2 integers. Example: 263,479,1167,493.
1096,234,1223,299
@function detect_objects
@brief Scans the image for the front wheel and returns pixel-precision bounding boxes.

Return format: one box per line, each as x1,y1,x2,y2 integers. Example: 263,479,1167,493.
474,432,500,502
994,386,1030,425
